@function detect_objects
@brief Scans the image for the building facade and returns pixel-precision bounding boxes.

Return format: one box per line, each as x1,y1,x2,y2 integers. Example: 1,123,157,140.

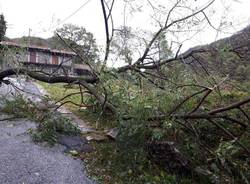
0,41,91,76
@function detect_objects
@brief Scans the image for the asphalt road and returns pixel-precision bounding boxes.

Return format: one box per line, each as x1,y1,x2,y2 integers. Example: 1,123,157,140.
0,78,96,184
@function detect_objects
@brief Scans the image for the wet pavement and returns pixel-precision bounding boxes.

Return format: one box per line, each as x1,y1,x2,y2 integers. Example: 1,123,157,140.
0,116,95,184
0,78,96,184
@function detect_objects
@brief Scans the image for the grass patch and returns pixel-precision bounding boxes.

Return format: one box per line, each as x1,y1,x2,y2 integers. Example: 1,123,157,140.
37,82,81,109
37,81,117,130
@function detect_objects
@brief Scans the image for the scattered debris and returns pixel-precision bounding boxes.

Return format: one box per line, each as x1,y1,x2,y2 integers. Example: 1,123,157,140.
105,127,119,140
85,133,108,142
57,134,93,153
82,128,119,142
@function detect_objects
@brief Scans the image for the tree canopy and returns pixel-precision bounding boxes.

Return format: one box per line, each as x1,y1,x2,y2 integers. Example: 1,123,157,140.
0,14,6,42
50,24,99,64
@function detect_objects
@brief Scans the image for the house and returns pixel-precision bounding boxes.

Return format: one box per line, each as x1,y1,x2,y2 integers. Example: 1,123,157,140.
0,41,91,76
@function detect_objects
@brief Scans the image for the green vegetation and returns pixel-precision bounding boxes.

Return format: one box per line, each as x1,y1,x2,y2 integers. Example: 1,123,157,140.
2,34,250,184
37,82,82,110
0,94,80,145
1,2,249,183
0,14,6,42
1,95,39,120
97,71,250,183
83,142,193,184
31,115,80,145
51,24,99,64
39,69,250,183
38,82,116,129
39,82,192,183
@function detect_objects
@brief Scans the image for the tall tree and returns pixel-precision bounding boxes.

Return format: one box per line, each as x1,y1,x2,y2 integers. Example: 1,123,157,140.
49,24,99,64
0,14,6,42
111,26,134,65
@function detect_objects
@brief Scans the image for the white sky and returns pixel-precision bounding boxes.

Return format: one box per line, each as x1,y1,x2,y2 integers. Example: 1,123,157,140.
0,0,250,66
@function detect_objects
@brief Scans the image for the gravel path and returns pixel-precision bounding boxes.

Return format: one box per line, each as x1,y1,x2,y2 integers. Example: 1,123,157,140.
0,115,95,184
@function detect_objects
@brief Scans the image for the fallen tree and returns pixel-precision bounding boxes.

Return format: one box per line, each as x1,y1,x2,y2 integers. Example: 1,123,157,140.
1,0,250,183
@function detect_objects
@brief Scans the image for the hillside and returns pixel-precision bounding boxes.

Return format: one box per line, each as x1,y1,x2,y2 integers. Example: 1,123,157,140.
182,25,250,81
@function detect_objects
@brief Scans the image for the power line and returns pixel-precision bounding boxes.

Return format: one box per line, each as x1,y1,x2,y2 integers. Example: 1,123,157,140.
58,0,92,26
33,0,93,36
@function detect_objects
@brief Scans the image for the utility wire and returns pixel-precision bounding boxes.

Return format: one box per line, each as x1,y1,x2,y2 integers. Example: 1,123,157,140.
33,0,92,36
57,0,92,27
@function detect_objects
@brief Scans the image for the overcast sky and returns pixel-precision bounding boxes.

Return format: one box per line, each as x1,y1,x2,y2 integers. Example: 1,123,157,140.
0,0,250,57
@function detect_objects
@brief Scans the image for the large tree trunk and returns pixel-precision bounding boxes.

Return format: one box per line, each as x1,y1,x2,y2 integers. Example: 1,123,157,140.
0,68,98,84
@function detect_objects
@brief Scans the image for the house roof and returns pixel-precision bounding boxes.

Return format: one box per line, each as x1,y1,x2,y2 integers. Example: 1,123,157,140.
0,41,77,56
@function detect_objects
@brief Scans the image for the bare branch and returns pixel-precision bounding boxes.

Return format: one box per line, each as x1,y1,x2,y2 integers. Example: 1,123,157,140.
169,88,208,115
100,0,113,71
56,33,97,75
208,97,250,115
208,119,250,154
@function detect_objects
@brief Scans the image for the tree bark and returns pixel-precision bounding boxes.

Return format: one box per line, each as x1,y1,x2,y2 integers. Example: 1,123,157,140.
0,68,98,84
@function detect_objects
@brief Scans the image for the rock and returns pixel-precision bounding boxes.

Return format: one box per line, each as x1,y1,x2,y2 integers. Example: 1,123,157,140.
69,150,79,156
